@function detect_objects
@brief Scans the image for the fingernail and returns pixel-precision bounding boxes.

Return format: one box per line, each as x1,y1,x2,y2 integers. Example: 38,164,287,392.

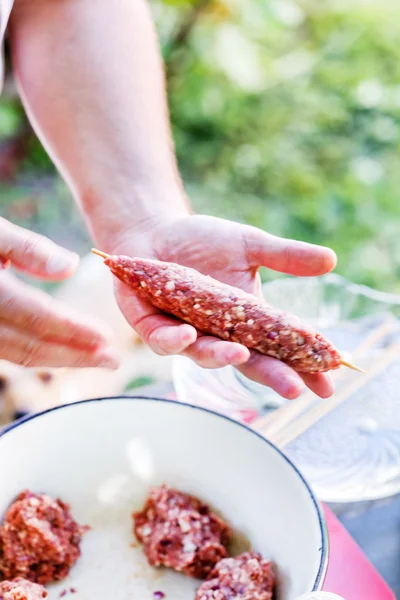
97,354,120,369
226,345,250,366
179,325,197,344
232,348,250,365
83,318,114,344
284,376,303,399
46,252,79,274
228,354,248,366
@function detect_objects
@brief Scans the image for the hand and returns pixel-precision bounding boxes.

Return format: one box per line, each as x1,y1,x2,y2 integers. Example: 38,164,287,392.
0,217,118,368
111,214,337,399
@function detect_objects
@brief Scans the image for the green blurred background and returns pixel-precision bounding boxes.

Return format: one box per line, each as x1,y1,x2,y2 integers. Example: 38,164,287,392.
1,0,400,292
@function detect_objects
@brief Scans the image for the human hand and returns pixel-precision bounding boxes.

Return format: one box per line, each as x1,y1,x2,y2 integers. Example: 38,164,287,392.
0,217,118,368
111,214,337,399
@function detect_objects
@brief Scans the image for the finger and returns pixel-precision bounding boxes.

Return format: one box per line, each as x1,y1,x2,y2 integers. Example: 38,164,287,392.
0,217,79,280
299,371,335,398
236,351,305,400
0,258,10,270
241,224,337,276
182,336,250,368
0,273,113,350
116,280,251,361
148,323,198,355
115,280,197,355
0,323,120,369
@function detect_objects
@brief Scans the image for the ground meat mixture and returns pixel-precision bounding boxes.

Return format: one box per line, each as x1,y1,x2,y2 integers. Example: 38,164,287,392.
0,491,86,584
133,486,231,578
0,578,47,600
195,552,276,600
101,253,342,373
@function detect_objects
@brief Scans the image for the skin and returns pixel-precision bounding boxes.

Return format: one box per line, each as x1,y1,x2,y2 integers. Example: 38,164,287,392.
7,0,337,398
0,217,118,368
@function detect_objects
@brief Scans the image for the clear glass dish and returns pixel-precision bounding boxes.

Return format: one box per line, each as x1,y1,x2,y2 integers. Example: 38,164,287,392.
173,274,400,503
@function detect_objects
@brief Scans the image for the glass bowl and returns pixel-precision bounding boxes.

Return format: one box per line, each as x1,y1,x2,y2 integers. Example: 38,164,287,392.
173,274,400,503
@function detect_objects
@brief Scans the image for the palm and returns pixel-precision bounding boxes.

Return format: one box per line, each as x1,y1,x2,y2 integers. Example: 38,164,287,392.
114,214,337,400
153,215,260,293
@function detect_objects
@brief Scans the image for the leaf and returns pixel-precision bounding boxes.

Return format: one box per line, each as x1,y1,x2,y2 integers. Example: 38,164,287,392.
125,376,156,391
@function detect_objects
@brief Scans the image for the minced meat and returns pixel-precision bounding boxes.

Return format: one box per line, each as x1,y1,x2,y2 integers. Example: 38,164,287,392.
133,486,231,578
0,491,86,584
195,551,276,600
0,578,47,600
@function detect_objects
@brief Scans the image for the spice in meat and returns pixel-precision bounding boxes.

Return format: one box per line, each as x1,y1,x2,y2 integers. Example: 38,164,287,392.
133,486,231,578
0,491,86,584
97,253,341,373
0,578,47,600
195,551,276,600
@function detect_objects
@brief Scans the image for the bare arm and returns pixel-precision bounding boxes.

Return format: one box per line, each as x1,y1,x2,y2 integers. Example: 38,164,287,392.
8,0,337,399
9,0,189,249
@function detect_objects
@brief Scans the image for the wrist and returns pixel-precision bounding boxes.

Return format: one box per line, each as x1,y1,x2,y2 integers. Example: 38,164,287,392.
80,182,191,255
108,212,188,258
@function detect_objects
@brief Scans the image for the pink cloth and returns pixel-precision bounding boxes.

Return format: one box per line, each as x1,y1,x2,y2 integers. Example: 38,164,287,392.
322,505,395,599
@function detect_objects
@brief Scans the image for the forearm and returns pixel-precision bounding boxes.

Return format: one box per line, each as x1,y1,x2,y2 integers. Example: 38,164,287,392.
9,0,189,251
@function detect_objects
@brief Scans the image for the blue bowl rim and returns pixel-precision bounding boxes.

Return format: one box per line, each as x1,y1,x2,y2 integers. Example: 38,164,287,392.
0,394,328,592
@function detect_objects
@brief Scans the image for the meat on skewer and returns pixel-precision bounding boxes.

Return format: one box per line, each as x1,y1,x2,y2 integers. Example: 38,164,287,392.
92,249,363,374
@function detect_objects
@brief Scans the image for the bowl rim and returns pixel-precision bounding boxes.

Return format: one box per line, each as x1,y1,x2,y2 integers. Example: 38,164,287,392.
0,395,328,592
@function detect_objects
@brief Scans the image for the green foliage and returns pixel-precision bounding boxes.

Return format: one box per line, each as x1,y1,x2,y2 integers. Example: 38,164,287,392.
2,0,400,292
22,136,55,172
0,99,23,137
162,0,400,291
125,375,156,391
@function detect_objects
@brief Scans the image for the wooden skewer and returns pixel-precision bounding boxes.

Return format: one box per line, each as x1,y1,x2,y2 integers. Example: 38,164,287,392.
92,246,364,374
91,248,110,259
339,359,366,373
351,314,397,359
270,343,400,449
255,314,395,437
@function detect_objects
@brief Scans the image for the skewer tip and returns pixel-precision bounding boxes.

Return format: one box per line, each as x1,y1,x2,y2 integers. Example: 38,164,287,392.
340,359,366,374
91,248,110,260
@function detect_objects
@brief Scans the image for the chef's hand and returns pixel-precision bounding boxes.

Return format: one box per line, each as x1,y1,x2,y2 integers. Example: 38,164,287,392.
0,217,118,368
9,0,336,398
112,214,337,400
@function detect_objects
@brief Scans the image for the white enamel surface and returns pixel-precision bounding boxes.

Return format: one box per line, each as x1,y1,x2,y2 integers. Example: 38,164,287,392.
0,398,326,600
296,595,344,600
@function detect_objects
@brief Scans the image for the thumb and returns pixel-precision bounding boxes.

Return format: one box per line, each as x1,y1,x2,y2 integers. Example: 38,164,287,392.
241,224,337,277
0,217,79,280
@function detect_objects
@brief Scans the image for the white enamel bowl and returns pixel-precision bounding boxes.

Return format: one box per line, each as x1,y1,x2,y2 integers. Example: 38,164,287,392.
0,397,328,600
